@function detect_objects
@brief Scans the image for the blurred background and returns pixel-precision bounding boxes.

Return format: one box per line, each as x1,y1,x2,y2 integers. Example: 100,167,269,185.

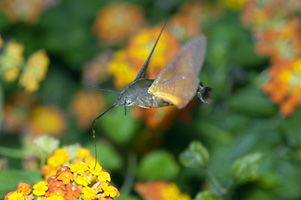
0,0,301,199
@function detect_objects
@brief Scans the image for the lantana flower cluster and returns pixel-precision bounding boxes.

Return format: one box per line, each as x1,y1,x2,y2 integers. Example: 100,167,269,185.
0,37,50,92
241,0,301,116
5,147,119,200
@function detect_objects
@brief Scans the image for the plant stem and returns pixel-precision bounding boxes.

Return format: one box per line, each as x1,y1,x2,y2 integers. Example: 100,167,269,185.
205,168,227,196
0,146,25,158
120,153,137,195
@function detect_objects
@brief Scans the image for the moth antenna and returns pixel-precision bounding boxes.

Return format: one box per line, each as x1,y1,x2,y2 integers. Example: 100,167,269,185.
134,20,168,80
89,86,120,94
92,104,116,169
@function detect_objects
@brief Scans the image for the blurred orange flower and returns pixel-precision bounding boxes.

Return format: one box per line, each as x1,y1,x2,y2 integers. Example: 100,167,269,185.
263,59,301,116
70,91,106,129
82,52,113,86
3,92,36,134
25,105,66,136
169,13,200,41
242,0,300,28
133,107,177,130
0,0,58,24
0,40,24,82
135,181,191,200
19,50,50,92
255,18,301,62
0,0,43,24
93,3,145,45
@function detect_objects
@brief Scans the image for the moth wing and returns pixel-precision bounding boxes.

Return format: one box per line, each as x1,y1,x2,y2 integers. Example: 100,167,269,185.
148,36,206,109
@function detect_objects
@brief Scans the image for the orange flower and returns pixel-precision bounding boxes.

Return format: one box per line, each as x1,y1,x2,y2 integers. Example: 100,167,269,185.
135,181,191,200
263,59,301,116
254,18,301,62
169,13,200,41
93,3,145,45
242,0,300,27
17,183,32,196
0,0,55,24
70,91,106,129
133,107,177,130
66,184,81,199
82,52,113,86
48,180,66,191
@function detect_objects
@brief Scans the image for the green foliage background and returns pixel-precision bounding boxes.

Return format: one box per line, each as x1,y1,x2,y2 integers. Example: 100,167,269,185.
0,0,301,199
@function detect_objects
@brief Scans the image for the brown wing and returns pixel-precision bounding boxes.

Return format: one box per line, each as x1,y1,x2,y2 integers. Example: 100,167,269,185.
148,36,206,109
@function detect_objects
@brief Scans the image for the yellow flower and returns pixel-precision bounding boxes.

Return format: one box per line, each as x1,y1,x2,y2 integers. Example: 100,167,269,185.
93,3,145,45
88,162,102,176
222,0,248,11
81,187,96,200
75,175,91,186
26,105,66,137
127,26,180,79
57,172,74,184
98,171,111,183
47,149,69,168
162,183,191,200
5,192,24,200
70,161,89,174
101,182,118,197
46,194,64,200
19,50,49,92
77,148,91,159
0,40,24,82
108,49,137,88
32,181,48,196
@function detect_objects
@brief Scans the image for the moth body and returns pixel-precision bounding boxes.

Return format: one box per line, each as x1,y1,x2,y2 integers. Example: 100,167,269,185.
115,78,171,108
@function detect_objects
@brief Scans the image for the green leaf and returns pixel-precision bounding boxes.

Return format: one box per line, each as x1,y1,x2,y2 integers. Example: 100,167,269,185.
179,141,209,168
0,170,42,199
233,153,263,183
0,85,2,131
137,150,179,181
194,191,221,200
229,86,277,116
100,108,138,144
115,194,140,200
88,140,123,171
